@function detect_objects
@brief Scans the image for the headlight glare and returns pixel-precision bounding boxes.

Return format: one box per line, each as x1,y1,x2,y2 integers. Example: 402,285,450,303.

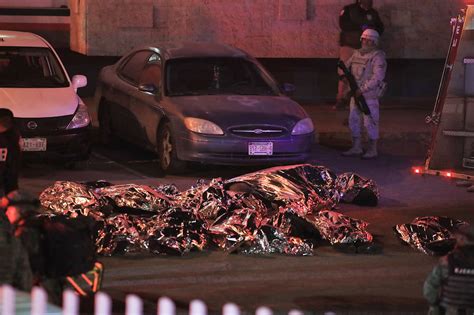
184,117,224,135
291,118,314,135
67,103,91,129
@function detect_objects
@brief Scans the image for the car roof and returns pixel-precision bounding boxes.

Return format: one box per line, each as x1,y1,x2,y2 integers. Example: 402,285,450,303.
0,30,50,48
139,42,250,60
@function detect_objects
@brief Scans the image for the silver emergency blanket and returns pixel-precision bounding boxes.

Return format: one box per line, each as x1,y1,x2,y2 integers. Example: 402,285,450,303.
39,181,104,219
394,216,470,256
39,164,378,256
336,173,379,206
305,210,373,245
94,184,173,213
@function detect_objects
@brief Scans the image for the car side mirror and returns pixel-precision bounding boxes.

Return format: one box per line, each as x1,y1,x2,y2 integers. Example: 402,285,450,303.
281,83,296,95
138,83,158,95
71,75,87,91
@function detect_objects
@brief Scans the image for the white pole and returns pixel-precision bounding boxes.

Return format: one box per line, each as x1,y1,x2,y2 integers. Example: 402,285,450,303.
256,306,272,315
125,294,143,315
288,310,304,315
94,292,112,315
1,284,15,315
157,296,175,315
223,303,240,315
189,299,207,315
63,289,79,315
31,286,47,315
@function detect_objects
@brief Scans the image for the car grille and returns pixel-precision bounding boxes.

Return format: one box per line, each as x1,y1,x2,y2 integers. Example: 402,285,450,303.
14,115,73,134
229,125,287,138
209,152,304,158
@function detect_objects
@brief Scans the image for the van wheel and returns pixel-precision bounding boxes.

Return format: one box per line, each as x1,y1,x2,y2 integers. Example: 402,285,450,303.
98,101,112,145
157,122,185,174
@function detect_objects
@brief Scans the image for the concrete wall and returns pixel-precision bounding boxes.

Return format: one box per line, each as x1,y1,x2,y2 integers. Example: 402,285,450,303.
69,0,464,58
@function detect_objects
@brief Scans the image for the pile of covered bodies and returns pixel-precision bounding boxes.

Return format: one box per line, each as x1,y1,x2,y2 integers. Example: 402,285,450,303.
39,164,379,256
394,216,470,256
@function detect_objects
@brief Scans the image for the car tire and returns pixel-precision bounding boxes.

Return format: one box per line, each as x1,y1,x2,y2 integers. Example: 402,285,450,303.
157,122,186,174
98,101,113,145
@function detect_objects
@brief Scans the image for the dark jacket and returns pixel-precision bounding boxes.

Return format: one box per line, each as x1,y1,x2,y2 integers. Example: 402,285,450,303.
0,127,21,195
339,3,384,49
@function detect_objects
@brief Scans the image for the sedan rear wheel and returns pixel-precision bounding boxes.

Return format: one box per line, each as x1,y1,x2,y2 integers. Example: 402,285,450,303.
157,122,185,174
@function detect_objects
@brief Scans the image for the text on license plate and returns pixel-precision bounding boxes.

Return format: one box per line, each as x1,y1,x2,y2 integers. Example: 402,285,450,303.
20,138,47,152
248,142,273,156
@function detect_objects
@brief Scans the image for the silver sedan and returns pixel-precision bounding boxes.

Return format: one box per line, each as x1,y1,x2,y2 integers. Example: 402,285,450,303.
95,42,315,174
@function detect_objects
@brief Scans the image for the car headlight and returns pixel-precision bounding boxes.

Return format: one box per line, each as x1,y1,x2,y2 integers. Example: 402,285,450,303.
67,103,91,129
184,117,224,135
291,118,314,135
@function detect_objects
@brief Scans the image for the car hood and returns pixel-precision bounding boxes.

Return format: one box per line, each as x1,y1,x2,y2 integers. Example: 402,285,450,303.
0,87,78,118
165,95,308,128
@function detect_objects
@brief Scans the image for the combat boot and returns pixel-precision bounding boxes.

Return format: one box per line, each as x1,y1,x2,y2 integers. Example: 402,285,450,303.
362,139,378,159
342,137,363,156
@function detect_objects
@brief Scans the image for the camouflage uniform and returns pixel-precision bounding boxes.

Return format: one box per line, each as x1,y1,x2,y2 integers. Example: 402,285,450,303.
424,243,474,314
346,48,386,141
336,1,384,108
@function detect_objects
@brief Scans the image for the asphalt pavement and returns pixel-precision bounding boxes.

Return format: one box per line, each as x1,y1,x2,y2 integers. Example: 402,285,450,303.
304,103,432,156
18,99,472,315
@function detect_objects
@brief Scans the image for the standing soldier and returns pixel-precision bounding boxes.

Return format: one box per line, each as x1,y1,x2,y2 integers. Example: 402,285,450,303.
335,0,384,110
423,225,474,315
341,29,386,159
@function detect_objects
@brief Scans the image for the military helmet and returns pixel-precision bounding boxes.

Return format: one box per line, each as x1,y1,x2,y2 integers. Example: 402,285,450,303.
361,29,380,45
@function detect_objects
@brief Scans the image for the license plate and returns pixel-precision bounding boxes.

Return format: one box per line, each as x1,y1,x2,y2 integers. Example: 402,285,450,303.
248,142,273,156
20,138,47,152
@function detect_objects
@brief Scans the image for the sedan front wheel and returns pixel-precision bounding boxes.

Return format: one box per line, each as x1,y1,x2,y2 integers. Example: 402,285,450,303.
157,122,185,174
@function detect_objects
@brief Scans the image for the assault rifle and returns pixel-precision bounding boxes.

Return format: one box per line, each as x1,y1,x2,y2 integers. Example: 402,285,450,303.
337,60,371,116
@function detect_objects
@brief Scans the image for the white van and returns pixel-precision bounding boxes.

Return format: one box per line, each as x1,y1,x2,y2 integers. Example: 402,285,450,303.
0,30,90,161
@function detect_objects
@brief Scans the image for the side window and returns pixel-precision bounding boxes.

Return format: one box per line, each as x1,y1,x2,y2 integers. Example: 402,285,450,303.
119,50,152,85
138,53,162,87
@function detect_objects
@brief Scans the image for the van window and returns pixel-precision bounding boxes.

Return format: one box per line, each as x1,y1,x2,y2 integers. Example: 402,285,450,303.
0,47,68,88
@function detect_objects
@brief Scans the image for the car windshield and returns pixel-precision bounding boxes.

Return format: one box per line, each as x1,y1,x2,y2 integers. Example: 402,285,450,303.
0,47,69,88
166,57,279,96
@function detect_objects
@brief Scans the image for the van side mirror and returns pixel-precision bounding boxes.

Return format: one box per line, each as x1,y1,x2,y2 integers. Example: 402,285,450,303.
72,75,87,90
138,83,158,95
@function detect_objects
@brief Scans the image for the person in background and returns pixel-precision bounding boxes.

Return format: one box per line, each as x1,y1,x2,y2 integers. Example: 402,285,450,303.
341,29,386,159
423,225,474,315
335,0,384,110
0,108,21,196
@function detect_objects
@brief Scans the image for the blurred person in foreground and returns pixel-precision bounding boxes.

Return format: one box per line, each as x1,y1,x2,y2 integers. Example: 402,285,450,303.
0,190,99,304
423,224,474,315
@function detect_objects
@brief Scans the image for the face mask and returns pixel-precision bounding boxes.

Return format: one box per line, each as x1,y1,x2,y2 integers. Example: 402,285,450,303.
359,46,375,54
360,38,377,54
